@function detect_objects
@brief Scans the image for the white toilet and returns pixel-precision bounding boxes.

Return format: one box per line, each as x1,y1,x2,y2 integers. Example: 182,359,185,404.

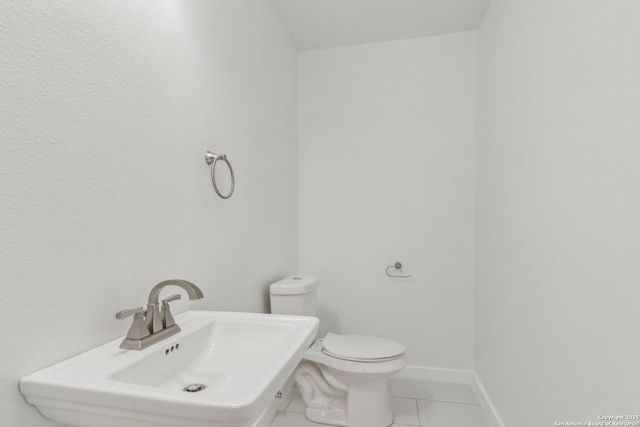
270,276,407,427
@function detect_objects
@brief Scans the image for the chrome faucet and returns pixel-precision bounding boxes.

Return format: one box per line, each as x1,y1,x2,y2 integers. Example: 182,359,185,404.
116,279,204,350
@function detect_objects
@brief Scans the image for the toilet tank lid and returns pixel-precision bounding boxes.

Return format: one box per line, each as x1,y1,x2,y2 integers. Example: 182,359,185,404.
270,275,319,295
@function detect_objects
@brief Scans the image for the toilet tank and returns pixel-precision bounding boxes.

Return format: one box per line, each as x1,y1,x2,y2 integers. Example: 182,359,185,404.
270,275,319,316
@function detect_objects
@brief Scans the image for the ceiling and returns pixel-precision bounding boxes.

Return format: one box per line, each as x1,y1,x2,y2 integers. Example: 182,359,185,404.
273,0,491,51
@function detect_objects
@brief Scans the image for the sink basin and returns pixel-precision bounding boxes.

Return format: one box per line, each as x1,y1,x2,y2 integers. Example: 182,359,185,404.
20,310,318,427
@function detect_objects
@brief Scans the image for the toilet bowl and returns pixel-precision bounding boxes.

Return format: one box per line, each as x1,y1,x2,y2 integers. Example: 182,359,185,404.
270,276,407,427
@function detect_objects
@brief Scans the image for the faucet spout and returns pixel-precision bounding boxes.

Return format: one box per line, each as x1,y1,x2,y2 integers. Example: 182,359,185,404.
145,279,204,334
147,279,204,305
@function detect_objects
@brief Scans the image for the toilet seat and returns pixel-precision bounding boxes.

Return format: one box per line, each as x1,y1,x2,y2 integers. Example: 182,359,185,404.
322,349,402,362
303,339,407,376
320,333,406,362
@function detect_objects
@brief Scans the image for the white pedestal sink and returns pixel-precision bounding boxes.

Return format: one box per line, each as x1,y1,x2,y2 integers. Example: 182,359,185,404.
20,311,318,427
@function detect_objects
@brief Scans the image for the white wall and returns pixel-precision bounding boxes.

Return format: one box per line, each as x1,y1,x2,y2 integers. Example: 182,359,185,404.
0,1,298,425
475,1,640,425
299,33,477,370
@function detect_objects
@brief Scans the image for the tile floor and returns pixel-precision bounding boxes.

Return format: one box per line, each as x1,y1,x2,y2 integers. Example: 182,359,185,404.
270,378,490,427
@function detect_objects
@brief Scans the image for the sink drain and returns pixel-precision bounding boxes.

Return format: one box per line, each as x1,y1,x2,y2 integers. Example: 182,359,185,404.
183,383,206,393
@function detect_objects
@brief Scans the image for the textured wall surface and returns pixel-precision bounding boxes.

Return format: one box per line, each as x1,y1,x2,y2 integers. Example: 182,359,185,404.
298,33,477,370
475,1,640,425
0,1,298,425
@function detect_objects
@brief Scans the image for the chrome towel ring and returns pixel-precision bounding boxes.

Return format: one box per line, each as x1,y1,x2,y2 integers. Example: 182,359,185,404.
205,151,235,199
386,262,412,278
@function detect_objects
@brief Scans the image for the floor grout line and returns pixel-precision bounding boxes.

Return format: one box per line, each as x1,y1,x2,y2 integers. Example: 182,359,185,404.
390,395,482,406
416,399,482,406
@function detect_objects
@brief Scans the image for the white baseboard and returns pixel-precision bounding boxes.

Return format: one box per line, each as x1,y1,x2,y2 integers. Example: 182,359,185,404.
391,365,474,384
471,373,506,427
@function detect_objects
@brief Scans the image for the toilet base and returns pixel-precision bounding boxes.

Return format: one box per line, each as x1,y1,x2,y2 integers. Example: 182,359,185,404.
306,407,348,426
304,377,394,427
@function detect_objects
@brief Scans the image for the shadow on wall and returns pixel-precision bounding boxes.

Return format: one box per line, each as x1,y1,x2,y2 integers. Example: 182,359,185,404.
262,285,273,313
262,274,295,313
317,303,340,337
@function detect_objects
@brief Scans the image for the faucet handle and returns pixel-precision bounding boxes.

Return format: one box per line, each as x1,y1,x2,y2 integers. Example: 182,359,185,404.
115,307,145,319
116,307,150,340
160,295,181,329
162,294,181,305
